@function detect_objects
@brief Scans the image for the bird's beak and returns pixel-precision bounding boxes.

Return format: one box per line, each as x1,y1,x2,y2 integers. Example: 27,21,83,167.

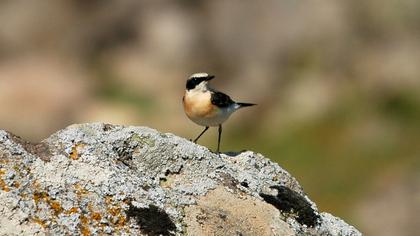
206,75,215,81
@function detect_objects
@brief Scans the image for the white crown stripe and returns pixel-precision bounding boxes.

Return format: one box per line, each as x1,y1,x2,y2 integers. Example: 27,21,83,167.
189,72,209,79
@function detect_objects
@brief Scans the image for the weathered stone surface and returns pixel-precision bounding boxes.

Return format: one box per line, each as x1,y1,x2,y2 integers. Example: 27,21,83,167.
0,123,361,236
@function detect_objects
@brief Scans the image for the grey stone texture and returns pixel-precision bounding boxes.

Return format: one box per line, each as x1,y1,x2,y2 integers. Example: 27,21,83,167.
0,123,361,236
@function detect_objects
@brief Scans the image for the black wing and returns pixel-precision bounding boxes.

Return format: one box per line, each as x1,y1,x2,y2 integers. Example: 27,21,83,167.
211,91,235,108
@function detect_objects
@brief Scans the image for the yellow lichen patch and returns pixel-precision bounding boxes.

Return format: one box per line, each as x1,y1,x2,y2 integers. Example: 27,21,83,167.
80,226,90,236
69,146,78,160
12,181,20,188
69,143,86,160
20,192,28,199
0,174,20,192
104,198,127,228
0,169,9,192
108,207,120,217
33,191,64,216
79,214,91,236
87,203,103,222
65,207,79,215
91,212,102,221
80,214,89,225
0,179,9,192
105,195,113,205
32,217,47,229
117,216,127,227
33,191,48,205
49,200,63,216
0,169,21,192
74,184,88,196
32,180,41,190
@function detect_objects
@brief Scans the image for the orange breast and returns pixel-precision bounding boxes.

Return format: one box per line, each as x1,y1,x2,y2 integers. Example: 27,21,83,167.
183,91,216,119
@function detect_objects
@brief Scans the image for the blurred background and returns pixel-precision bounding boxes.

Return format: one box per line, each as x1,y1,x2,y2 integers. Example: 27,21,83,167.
1,0,419,235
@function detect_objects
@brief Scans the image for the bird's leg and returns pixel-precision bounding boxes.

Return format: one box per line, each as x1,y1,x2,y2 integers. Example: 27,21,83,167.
217,124,222,154
193,126,209,143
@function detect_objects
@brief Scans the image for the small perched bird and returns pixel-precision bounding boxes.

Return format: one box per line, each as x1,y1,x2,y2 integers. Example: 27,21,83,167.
183,72,256,154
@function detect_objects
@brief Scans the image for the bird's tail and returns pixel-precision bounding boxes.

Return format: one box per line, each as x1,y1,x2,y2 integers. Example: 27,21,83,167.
236,102,257,108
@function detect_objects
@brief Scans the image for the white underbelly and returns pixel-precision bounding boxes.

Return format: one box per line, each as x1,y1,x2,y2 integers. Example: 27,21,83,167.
190,107,235,127
190,114,228,127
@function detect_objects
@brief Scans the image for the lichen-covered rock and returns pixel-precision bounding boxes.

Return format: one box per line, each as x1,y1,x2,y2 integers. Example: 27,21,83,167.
0,123,361,236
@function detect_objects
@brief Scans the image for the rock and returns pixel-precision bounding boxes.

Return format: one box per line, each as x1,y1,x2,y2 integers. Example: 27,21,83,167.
0,123,361,236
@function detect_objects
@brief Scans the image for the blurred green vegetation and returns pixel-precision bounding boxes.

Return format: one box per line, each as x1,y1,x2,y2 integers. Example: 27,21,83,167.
93,65,156,115
223,86,420,222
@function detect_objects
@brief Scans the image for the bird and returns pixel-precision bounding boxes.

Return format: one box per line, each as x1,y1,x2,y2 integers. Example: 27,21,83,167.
182,72,256,154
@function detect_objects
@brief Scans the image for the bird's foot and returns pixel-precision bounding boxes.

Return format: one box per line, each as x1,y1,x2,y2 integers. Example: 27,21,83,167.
189,138,197,143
